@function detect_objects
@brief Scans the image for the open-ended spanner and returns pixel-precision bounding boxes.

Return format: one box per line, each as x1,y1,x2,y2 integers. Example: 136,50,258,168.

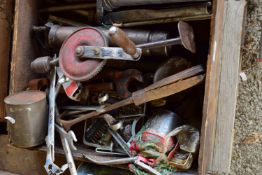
55,124,78,175
44,66,64,175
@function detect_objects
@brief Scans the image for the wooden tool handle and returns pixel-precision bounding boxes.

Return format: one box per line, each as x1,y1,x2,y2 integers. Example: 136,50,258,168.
109,26,139,58
132,74,204,106
59,66,204,131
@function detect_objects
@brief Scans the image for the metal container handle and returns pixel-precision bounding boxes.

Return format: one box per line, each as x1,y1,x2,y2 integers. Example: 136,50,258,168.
5,116,16,124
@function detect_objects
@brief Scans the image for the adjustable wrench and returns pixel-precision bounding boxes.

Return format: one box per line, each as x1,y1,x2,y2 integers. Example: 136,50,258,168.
55,124,78,175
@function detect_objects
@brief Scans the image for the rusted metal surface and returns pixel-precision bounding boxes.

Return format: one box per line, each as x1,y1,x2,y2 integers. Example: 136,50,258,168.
136,21,196,53
40,3,96,13
47,24,172,57
0,0,14,121
101,0,209,11
59,27,107,81
30,56,58,74
154,57,191,82
10,0,39,94
58,66,204,131
27,78,49,90
48,25,79,49
95,69,144,98
4,91,47,148
178,21,196,53
102,2,211,27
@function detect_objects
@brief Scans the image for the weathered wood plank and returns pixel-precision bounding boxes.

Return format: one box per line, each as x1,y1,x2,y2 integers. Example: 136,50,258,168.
199,0,247,174
0,0,14,121
212,0,246,173
0,135,70,175
10,0,39,94
199,0,226,174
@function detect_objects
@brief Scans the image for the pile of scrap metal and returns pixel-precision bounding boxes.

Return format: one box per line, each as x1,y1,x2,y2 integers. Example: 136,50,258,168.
4,0,211,174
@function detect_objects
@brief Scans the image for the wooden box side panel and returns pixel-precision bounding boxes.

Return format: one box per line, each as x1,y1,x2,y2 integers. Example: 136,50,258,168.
199,0,247,174
10,0,39,94
0,0,14,121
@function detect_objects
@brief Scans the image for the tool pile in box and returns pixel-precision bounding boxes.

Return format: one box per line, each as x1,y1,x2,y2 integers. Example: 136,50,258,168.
4,0,211,174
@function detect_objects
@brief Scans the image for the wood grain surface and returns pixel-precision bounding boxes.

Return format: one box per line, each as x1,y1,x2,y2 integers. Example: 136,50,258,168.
199,0,247,174
0,0,14,121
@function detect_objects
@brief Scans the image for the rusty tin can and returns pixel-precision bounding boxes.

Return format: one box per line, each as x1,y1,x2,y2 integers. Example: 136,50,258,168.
4,90,47,148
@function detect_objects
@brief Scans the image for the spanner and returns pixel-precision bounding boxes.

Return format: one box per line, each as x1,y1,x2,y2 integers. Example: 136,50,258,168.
55,124,78,175
45,66,65,175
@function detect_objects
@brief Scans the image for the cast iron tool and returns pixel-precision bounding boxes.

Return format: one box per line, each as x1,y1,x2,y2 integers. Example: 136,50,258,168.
59,21,195,81
57,65,204,131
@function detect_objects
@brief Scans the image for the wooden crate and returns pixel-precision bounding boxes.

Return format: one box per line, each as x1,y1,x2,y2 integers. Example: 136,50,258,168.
7,0,247,174
0,0,14,121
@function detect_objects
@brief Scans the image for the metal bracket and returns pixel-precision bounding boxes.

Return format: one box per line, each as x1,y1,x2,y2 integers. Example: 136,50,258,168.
76,46,142,61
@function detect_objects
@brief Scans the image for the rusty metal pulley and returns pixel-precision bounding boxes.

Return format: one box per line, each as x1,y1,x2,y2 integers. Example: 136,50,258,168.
59,27,108,81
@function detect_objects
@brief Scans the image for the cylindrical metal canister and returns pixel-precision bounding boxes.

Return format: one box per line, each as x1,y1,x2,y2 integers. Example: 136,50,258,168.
4,90,47,148
141,109,182,151
48,25,79,49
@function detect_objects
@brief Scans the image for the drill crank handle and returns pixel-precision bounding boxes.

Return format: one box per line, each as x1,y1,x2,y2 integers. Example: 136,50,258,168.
59,65,204,131
109,26,141,59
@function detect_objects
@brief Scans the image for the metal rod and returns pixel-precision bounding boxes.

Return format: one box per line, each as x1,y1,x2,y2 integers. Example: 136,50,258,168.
137,38,181,49
40,3,96,13
83,155,137,165
60,106,100,111
48,15,85,27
